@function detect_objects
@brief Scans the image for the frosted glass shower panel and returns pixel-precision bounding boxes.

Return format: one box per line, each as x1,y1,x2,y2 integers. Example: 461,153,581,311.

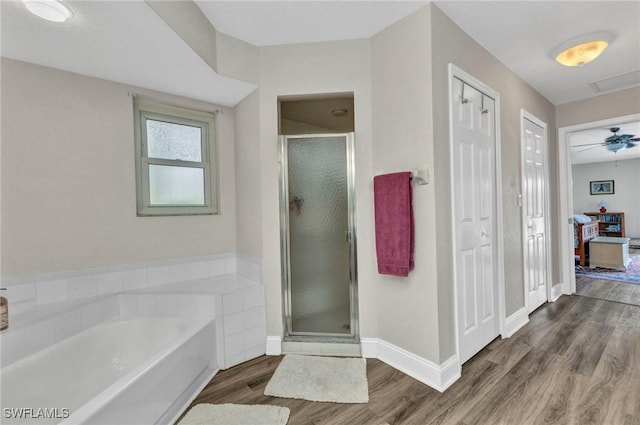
148,165,205,205
146,119,202,162
287,136,351,334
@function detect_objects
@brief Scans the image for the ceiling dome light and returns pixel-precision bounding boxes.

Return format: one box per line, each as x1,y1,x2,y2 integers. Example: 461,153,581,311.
23,0,72,23
331,108,348,117
550,32,613,67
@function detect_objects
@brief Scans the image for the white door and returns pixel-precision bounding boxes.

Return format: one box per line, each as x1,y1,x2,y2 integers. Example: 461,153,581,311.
451,76,500,364
522,114,549,313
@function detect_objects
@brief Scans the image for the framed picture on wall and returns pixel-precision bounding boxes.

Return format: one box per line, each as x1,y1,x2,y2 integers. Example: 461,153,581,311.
590,180,615,195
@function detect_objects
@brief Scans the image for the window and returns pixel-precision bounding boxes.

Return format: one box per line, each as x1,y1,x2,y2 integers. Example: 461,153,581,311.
134,98,217,216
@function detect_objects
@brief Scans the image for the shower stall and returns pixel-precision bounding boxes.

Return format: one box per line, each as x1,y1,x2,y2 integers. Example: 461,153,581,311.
279,133,358,343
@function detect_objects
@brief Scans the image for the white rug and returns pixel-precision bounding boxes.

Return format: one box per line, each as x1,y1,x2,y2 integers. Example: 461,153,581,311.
264,354,369,403
178,403,290,425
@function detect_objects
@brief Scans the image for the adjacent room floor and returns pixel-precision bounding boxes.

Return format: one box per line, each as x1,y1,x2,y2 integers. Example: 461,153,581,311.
576,247,640,307
181,295,640,425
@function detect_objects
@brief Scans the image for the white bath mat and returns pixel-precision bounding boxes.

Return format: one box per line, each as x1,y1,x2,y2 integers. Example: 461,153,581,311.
177,403,290,425
264,354,369,403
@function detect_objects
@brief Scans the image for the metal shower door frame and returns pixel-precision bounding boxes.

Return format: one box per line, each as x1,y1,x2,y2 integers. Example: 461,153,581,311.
278,133,359,342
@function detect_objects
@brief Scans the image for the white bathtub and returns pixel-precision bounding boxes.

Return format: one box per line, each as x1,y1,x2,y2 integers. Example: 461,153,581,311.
1,316,216,425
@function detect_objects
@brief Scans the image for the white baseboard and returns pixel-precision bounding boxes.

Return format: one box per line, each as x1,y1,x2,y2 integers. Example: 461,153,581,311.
503,307,529,338
266,336,282,355
361,338,460,393
550,282,566,300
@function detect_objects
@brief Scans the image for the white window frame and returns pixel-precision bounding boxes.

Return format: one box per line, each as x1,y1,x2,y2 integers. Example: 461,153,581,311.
134,98,218,216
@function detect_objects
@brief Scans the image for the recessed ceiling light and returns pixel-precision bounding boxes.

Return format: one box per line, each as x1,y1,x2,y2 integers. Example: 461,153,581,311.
23,0,72,23
331,108,348,117
550,32,613,67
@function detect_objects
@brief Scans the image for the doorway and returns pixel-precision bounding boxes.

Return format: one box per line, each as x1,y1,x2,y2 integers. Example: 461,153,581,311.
278,94,359,347
279,133,358,342
449,65,504,364
558,114,640,306
558,113,640,297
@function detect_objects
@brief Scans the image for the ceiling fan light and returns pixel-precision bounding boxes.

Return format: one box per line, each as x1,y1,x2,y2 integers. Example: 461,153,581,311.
23,0,72,23
606,143,626,153
550,32,613,67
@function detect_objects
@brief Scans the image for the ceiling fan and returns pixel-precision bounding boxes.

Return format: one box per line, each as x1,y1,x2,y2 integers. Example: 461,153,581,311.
574,127,640,153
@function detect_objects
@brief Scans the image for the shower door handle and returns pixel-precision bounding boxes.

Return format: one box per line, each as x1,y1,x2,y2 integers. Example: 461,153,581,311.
345,229,351,243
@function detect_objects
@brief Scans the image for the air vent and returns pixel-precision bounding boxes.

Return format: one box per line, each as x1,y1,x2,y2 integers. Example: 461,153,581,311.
591,70,640,93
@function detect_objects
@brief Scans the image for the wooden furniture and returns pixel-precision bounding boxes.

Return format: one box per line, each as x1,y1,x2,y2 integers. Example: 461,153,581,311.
575,220,599,267
584,212,625,237
589,237,631,271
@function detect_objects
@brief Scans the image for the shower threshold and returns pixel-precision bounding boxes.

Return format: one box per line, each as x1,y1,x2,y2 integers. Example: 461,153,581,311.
281,340,361,357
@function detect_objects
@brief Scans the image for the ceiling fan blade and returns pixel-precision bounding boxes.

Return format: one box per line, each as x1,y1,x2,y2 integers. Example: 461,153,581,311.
577,145,605,153
627,142,638,148
619,134,635,139
629,137,640,142
572,142,605,148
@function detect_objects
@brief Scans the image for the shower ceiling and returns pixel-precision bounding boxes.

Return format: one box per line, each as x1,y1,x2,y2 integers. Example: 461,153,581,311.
280,98,355,133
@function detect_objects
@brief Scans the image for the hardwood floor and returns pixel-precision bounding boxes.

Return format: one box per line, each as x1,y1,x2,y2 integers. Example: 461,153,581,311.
180,295,640,425
576,276,640,306
576,248,640,306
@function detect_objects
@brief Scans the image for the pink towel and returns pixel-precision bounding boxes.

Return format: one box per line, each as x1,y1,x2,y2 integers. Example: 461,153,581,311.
373,172,414,277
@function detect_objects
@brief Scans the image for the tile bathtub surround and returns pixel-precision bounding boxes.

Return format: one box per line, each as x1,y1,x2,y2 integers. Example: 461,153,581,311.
127,279,267,369
119,293,217,318
1,253,266,371
221,285,267,368
0,296,120,367
1,252,260,309
236,253,262,283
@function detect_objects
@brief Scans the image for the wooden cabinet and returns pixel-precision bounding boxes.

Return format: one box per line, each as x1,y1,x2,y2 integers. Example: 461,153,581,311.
584,212,625,237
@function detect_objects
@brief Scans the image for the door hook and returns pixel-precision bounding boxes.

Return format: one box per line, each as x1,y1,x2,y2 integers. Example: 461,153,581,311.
481,95,488,114
461,83,469,104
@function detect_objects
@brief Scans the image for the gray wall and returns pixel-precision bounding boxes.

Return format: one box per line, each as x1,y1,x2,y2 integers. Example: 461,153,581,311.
371,6,442,361
429,4,558,359
1,58,237,277
556,87,640,128
234,90,263,257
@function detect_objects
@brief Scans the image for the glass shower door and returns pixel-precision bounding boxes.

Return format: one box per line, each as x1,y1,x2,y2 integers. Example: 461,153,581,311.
281,134,357,338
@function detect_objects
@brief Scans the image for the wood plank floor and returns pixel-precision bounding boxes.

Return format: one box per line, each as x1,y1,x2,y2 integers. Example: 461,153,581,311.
180,296,640,425
576,275,640,306
576,248,640,307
